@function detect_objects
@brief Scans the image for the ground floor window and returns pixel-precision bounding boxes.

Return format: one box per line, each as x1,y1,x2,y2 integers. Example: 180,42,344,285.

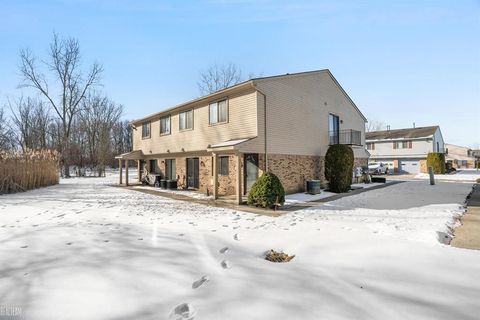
165,159,176,180
219,156,229,176
149,159,158,173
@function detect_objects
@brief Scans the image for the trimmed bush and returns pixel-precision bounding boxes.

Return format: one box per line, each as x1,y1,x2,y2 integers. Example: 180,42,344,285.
325,145,354,193
426,152,446,174
247,172,285,208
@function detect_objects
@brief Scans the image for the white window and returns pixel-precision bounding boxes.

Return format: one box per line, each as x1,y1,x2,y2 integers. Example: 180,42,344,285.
394,141,412,149
209,100,227,124
160,115,170,135
142,122,151,139
179,110,193,131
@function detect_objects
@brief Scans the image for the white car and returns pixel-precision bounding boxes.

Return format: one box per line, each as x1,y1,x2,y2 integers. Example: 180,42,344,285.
368,162,389,175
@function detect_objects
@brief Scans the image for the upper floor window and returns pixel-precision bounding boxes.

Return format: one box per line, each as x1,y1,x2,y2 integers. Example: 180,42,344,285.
209,100,227,124
160,115,171,135
179,109,193,131
393,141,412,149
142,121,151,139
366,142,375,150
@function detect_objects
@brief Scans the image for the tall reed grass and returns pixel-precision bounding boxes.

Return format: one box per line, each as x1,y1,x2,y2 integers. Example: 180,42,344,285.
0,149,60,194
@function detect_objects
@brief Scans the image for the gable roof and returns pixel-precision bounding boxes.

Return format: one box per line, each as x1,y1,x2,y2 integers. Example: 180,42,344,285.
366,126,439,141
131,69,366,124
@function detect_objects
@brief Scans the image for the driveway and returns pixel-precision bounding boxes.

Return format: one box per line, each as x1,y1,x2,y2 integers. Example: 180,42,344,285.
321,180,472,210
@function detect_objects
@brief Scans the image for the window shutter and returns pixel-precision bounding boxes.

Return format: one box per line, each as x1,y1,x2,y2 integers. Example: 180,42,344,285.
409,141,412,149
393,142,397,149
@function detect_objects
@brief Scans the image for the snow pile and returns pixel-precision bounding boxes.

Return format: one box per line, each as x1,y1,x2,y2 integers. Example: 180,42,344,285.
133,185,214,200
0,176,479,320
415,169,480,182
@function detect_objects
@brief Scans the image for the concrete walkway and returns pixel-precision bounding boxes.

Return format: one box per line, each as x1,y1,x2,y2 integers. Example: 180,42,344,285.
451,184,480,250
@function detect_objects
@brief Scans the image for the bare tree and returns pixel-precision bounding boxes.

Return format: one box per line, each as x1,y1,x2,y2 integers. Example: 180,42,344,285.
9,96,51,151
112,119,133,161
197,63,243,95
79,92,123,176
366,119,387,132
18,33,103,176
0,107,14,150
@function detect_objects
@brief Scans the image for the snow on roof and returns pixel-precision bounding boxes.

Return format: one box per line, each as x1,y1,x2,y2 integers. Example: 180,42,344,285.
209,138,250,148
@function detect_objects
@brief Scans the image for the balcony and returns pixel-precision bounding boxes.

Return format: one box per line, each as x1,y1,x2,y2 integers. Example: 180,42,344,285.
329,129,362,146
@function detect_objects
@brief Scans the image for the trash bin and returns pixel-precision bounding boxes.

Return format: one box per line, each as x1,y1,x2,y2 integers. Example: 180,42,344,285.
160,179,167,189
153,175,162,187
306,180,321,195
166,180,178,189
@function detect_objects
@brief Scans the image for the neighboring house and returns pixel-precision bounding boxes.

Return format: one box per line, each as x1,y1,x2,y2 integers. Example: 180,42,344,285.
116,70,369,203
366,126,444,174
445,144,476,169
472,149,480,162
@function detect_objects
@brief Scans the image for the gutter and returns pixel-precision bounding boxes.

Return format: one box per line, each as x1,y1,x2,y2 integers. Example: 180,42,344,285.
252,83,268,172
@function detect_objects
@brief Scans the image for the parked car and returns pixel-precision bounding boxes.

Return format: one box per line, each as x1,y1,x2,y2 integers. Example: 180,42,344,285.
368,162,389,175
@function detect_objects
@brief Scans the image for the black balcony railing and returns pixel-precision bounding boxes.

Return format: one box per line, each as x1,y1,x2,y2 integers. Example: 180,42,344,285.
329,129,362,146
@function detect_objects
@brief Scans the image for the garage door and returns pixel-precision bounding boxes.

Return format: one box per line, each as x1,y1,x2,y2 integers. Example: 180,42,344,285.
399,160,420,174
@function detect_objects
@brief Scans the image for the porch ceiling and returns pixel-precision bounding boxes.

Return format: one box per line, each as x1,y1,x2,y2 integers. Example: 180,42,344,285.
115,150,145,160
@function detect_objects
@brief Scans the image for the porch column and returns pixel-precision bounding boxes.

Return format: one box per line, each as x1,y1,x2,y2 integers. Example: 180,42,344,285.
137,160,141,182
235,153,242,205
125,159,129,186
119,159,123,185
212,152,218,199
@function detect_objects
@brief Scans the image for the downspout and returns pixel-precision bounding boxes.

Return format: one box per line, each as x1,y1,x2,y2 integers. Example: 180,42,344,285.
253,85,268,172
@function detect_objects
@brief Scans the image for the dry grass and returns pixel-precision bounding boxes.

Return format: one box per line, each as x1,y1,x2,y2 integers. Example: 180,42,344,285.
0,149,60,194
265,250,295,263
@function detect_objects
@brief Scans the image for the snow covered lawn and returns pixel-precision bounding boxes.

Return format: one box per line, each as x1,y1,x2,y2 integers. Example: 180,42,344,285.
1,176,479,320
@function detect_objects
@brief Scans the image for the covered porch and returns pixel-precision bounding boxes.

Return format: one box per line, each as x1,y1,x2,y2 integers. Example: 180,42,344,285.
207,138,252,205
115,150,145,186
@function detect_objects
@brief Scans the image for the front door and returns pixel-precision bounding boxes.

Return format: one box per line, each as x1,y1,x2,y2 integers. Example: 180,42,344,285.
244,154,259,194
187,158,199,189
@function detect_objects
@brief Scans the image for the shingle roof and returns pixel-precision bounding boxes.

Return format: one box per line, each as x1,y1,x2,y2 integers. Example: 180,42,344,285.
366,126,438,140
131,69,366,124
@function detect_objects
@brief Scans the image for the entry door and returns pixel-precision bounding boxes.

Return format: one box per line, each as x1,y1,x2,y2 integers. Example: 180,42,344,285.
244,154,259,194
187,158,199,189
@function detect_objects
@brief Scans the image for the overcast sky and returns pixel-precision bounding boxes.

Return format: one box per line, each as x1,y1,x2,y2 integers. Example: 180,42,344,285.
1,0,479,147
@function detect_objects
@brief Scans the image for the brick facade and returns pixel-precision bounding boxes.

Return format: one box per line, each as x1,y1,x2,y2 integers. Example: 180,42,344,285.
146,153,369,196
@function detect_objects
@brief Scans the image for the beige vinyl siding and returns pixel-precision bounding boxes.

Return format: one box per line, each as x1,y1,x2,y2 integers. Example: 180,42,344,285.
133,89,259,154
255,71,367,157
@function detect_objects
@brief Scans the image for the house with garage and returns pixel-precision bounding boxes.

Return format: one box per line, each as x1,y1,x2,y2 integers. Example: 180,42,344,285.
116,69,369,203
366,126,444,174
445,143,477,169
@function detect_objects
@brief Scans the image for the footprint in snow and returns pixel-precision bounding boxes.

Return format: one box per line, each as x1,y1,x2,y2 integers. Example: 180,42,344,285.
221,260,231,269
192,275,209,289
233,233,240,241
66,242,73,245
219,247,229,254
168,303,197,320
20,245,28,249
